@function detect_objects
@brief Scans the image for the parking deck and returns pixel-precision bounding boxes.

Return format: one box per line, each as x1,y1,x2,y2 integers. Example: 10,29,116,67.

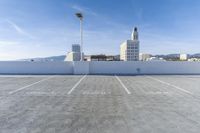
1,75,200,133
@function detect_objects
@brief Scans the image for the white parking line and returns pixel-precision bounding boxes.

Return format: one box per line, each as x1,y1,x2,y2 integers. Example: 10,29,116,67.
67,75,87,95
147,76,193,95
9,76,55,95
115,75,131,94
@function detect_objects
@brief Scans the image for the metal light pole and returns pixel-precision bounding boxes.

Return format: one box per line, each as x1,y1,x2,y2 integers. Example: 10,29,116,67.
75,13,83,61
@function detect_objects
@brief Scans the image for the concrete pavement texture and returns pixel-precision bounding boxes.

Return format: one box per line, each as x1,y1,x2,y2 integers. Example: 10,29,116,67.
0,75,200,133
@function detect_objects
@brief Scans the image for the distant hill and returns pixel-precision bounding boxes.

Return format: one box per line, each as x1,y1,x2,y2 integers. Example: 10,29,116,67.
155,54,180,58
152,53,200,61
191,53,200,58
19,53,200,62
20,55,66,62
155,53,200,58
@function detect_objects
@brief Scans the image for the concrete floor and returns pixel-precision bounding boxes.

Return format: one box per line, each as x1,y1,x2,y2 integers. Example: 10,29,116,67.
1,75,200,133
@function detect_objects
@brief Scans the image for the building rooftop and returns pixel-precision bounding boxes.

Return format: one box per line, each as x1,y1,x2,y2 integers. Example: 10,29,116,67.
0,75,200,132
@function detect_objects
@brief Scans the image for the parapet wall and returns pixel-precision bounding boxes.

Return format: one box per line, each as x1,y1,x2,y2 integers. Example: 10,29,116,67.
0,61,73,75
0,61,200,75
89,61,200,75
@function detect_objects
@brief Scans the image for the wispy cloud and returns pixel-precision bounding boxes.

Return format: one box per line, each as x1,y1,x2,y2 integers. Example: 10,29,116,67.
136,8,143,21
71,4,98,16
0,40,19,46
140,31,200,54
6,19,36,39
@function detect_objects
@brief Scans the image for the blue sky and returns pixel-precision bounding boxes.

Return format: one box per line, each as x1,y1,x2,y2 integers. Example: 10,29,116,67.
0,0,200,60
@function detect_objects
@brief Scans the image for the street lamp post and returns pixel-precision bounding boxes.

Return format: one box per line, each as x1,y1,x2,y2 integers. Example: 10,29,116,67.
75,13,83,61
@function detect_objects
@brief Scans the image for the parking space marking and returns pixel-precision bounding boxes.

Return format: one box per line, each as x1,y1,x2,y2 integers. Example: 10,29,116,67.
67,75,87,95
147,76,193,95
9,76,55,95
115,75,131,94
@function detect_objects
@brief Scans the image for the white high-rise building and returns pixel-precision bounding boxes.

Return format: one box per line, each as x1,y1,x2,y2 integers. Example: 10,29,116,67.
65,44,82,61
120,27,140,61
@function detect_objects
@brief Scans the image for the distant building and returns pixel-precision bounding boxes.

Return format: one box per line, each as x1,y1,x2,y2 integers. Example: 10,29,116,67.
180,54,188,61
65,44,83,61
113,55,120,61
84,55,120,61
139,53,151,61
188,58,200,62
147,57,165,61
120,27,140,61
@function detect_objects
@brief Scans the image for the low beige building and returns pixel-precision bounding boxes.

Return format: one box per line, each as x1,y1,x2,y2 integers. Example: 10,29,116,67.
139,53,151,61
180,54,188,61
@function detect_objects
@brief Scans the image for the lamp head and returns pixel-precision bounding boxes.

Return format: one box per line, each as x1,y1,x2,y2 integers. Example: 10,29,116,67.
75,13,83,20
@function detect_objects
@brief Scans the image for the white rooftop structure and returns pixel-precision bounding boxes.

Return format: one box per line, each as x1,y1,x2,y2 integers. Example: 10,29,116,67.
65,44,82,61
72,44,81,53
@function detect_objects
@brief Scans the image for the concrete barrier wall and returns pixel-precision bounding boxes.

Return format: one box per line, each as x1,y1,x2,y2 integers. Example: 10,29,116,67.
0,61,200,75
0,61,73,74
89,61,200,75
73,62,90,75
